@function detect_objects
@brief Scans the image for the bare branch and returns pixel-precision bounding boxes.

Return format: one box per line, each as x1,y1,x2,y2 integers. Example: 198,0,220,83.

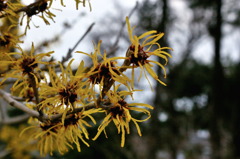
108,1,139,55
35,13,86,52
0,97,28,125
61,22,95,64
12,96,29,101
0,89,40,117
0,114,30,125
0,99,8,122
0,89,99,123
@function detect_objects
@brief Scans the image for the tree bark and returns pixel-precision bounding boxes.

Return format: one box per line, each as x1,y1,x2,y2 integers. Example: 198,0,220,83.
209,0,224,159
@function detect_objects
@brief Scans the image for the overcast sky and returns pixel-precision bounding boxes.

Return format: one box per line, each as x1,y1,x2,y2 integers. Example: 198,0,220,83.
20,0,141,60
19,0,212,64
20,0,240,66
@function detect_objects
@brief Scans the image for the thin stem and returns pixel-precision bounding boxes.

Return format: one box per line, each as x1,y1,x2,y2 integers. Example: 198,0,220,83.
61,22,95,64
0,99,8,122
0,114,30,124
28,73,42,116
0,89,97,123
108,2,139,55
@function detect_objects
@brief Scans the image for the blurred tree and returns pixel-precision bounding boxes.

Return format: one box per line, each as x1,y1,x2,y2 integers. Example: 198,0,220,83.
137,0,171,158
136,0,238,159
92,0,240,158
136,0,207,158
227,63,240,159
189,0,225,158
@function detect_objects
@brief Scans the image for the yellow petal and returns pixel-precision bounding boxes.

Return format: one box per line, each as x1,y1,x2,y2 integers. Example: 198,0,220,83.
138,30,157,40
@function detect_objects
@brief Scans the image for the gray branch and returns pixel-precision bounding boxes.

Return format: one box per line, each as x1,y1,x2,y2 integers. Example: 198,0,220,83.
0,89,40,118
0,114,30,125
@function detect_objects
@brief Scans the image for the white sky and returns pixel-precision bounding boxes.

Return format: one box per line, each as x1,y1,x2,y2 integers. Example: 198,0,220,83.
20,0,240,66
20,0,142,61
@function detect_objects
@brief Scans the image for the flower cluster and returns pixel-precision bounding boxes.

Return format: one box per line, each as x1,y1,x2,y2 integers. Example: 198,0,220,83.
0,31,21,49
20,108,100,156
125,17,172,87
0,0,23,22
0,0,172,156
76,41,132,95
93,85,153,147
0,43,53,95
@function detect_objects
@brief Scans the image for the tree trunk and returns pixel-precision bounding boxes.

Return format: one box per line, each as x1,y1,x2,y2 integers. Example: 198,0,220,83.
209,0,224,158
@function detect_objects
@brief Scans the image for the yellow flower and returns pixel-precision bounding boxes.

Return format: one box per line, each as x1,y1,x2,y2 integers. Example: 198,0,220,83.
0,30,22,49
30,121,69,156
93,86,153,147
0,53,10,73
61,108,101,152
76,41,132,95
20,119,72,156
10,83,35,101
21,108,100,156
39,59,94,119
126,16,172,86
0,0,23,21
0,43,54,92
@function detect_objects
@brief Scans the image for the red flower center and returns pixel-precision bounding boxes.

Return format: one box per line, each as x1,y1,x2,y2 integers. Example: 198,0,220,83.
129,45,149,66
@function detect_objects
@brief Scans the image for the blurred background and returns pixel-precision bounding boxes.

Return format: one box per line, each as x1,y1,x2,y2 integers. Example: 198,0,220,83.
1,0,240,159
